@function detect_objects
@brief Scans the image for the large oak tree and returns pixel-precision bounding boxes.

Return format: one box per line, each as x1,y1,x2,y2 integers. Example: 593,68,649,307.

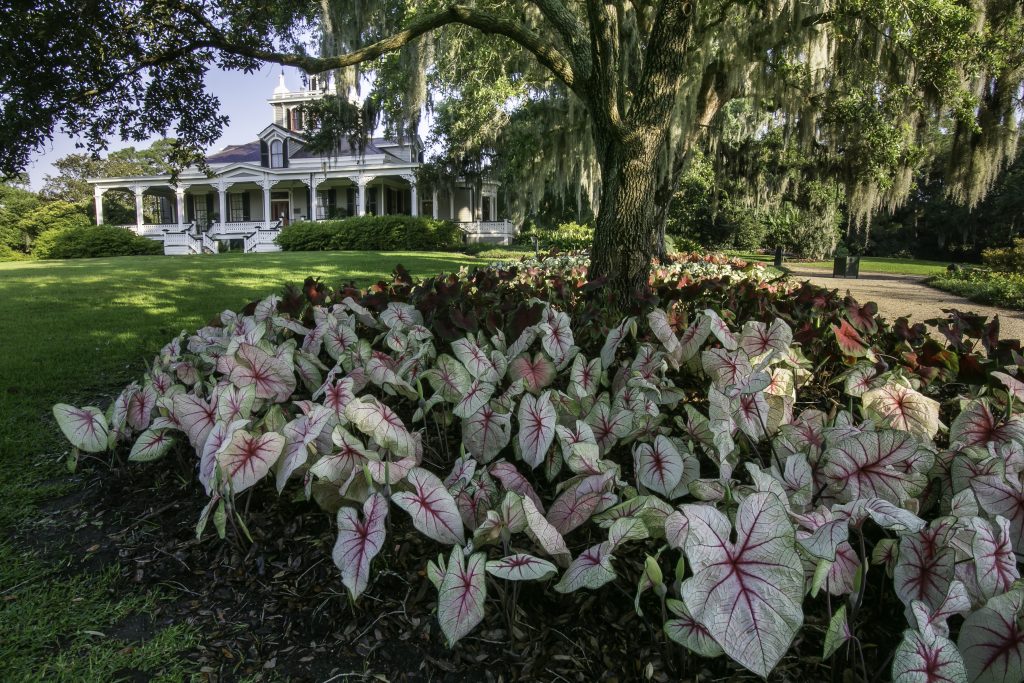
2,0,1021,294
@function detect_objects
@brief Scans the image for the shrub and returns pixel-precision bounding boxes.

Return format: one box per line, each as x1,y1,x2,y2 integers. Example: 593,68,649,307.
53,253,1024,680
932,267,1024,310
982,238,1024,273
34,226,163,259
0,244,32,261
514,221,594,251
275,216,463,252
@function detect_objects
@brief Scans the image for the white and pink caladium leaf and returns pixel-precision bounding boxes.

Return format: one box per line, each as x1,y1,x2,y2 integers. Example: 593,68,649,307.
171,393,219,451
634,435,686,498
600,316,636,368
345,396,416,458
521,495,571,567
216,383,256,423
647,308,682,363
703,309,738,351
485,554,558,581
125,384,158,431
308,426,371,484
823,604,852,661
437,549,487,647
452,379,496,419
911,581,972,641
517,391,557,469
199,419,249,495
323,322,358,361
462,404,512,464
509,352,556,395
894,522,955,614
892,629,968,683
862,383,941,442
333,493,388,600
451,336,499,383
676,315,712,363
53,404,109,453
845,362,885,398
554,541,616,593
957,588,1024,683
229,343,296,403
546,484,604,536
217,429,286,494
991,372,1024,403
739,319,793,359
951,399,1024,449
380,302,423,330
586,399,633,454
970,516,1020,601
822,429,934,504
970,473,1024,561
568,353,602,399
665,596,724,658
128,428,175,462
323,376,356,420
427,354,473,403
276,407,335,492
540,310,575,365
392,467,465,545
679,492,804,678
489,461,544,512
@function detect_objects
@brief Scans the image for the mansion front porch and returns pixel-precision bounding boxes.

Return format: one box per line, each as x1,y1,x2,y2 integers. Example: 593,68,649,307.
93,171,515,254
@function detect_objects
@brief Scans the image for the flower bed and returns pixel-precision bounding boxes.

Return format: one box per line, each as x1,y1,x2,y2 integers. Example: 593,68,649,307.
53,253,1024,680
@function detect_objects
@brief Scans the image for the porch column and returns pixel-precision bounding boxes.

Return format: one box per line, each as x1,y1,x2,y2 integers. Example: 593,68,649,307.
432,189,438,219
357,176,367,216
402,174,417,217
216,181,228,231
490,192,497,221
93,188,106,225
133,186,146,230
260,177,272,226
175,187,186,229
449,187,455,222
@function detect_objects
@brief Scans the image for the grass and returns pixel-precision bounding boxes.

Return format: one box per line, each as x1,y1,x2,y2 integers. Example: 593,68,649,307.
727,252,952,276
0,250,483,681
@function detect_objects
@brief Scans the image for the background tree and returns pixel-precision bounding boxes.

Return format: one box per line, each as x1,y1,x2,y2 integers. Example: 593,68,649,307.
2,1,1022,293
0,178,41,253
42,139,178,224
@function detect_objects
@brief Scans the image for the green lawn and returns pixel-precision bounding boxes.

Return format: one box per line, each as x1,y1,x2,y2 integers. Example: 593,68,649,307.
0,251,481,681
728,252,952,276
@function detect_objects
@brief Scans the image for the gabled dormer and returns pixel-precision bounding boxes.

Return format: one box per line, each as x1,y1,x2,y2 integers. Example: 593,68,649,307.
256,123,305,169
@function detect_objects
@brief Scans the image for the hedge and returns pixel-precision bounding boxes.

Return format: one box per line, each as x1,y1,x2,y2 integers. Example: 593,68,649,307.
34,226,164,259
275,216,464,252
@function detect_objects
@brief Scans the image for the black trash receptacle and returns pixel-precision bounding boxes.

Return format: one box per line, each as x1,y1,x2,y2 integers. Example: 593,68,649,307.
774,246,784,269
832,256,861,278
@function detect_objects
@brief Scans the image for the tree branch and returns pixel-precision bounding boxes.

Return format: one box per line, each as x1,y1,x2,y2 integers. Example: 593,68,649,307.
584,0,625,135
529,0,591,76
181,3,578,92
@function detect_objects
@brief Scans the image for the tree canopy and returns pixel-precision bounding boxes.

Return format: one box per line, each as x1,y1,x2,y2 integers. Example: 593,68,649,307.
2,0,1022,292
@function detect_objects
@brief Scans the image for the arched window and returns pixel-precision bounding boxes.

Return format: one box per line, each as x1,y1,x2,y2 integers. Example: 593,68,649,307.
270,140,283,168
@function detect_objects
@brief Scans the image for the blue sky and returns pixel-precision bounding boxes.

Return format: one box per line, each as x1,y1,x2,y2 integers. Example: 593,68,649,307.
25,64,306,190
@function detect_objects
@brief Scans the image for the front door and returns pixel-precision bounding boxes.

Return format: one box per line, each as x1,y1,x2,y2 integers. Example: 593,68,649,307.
271,199,290,226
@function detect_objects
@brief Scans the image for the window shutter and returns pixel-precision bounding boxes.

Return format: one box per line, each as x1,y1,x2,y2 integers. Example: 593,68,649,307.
186,195,195,223
206,194,214,216
282,140,289,168
260,141,269,167
328,188,337,213
307,186,312,220
347,188,356,216
242,192,251,221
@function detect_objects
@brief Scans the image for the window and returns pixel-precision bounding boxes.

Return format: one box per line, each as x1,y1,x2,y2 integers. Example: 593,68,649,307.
482,196,492,222
270,140,283,168
229,193,245,222
316,191,328,220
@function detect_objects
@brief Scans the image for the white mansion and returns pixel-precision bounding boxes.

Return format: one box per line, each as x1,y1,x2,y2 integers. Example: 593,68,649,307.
89,74,512,254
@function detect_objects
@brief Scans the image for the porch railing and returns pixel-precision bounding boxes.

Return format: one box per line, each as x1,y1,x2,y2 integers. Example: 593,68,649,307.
243,221,283,253
213,220,274,236
456,220,516,245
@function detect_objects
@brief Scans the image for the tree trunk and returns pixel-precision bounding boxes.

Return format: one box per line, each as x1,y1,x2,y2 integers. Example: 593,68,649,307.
588,128,662,298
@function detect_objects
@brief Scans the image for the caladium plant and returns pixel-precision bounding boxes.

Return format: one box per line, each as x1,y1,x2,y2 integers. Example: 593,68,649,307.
51,256,1024,677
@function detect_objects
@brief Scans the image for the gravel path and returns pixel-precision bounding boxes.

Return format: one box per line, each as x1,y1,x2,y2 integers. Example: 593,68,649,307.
787,266,1024,343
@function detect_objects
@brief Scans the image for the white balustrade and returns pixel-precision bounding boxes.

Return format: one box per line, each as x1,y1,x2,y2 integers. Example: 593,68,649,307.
456,220,516,245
